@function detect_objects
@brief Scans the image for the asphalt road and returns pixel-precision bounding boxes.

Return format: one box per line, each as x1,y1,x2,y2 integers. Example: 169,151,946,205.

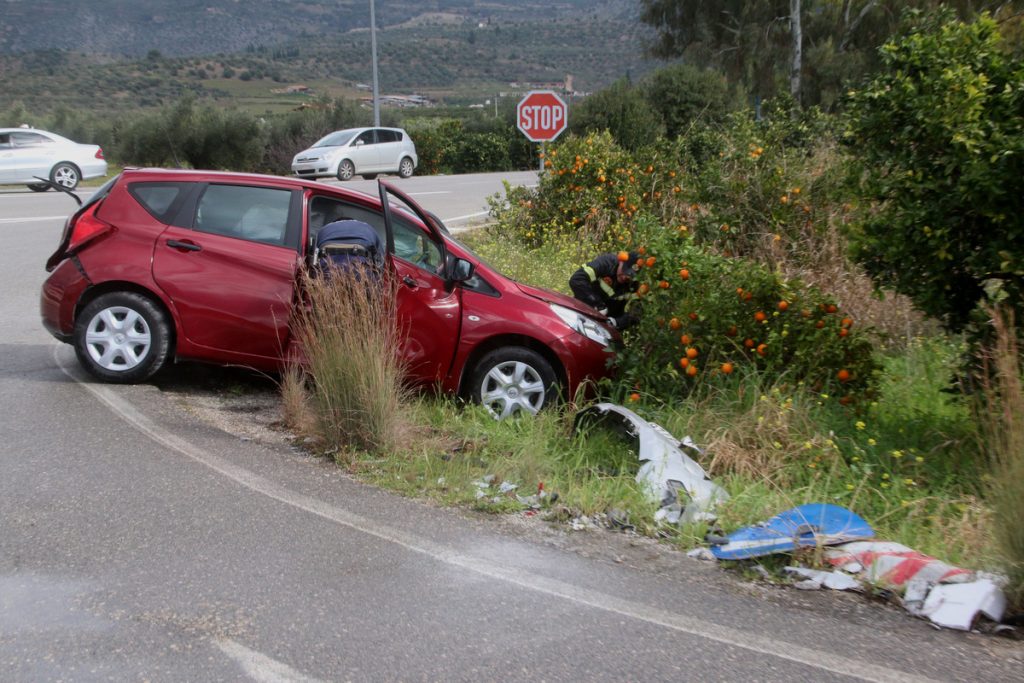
1,173,1021,681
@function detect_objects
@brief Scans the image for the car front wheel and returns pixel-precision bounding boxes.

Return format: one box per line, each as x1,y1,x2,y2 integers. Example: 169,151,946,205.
398,157,414,178
468,347,559,419
50,162,81,190
73,292,172,383
337,160,355,181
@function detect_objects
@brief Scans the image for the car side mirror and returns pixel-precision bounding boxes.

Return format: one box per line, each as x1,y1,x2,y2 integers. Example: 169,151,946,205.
449,257,474,283
354,140,364,146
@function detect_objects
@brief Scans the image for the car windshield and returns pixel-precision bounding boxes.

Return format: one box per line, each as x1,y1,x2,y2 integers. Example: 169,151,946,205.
313,130,357,148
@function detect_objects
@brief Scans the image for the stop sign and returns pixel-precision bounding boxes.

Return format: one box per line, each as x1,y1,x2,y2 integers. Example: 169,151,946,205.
517,90,568,142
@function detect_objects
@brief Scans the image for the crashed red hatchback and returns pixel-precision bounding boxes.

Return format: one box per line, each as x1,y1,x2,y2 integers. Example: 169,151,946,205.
40,169,618,417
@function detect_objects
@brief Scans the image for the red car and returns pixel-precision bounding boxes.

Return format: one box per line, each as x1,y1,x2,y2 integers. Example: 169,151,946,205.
40,169,617,417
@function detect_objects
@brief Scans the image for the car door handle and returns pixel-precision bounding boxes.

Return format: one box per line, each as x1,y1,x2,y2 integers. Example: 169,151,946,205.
402,275,417,288
167,239,201,252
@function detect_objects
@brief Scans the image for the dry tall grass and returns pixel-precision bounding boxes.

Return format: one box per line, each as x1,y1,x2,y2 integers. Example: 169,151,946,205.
286,267,411,459
981,307,1024,605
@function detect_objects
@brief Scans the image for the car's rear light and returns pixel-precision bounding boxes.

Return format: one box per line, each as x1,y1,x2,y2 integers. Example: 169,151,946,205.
67,205,113,254
95,148,105,160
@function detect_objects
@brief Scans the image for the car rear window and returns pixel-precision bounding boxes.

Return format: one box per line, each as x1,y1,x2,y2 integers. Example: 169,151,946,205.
129,182,190,223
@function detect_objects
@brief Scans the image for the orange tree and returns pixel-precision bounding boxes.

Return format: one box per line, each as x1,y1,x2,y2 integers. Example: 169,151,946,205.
613,216,878,401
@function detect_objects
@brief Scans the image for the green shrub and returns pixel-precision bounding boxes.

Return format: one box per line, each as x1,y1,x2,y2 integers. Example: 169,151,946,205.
615,221,879,402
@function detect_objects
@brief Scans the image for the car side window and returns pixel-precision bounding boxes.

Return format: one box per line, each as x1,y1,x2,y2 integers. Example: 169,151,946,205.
0,134,11,148
11,132,51,147
377,130,398,143
355,130,376,146
129,182,190,223
195,185,295,247
391,216,442,271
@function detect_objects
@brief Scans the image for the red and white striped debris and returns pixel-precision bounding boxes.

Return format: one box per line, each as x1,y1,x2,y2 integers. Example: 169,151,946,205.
824,541,973,589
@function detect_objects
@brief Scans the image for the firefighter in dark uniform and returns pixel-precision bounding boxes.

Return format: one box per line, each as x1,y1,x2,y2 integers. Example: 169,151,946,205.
569,251,640,330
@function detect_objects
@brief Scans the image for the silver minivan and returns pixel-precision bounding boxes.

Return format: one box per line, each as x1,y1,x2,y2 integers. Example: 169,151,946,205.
291,127,418,181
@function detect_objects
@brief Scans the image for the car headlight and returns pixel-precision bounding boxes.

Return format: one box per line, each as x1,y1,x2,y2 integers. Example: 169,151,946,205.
550,304,613,347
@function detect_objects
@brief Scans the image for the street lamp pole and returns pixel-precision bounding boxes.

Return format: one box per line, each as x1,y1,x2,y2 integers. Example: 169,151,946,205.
370,0,380,126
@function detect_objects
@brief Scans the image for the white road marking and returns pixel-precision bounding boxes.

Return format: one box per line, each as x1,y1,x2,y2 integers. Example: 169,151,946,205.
0,215,68,224
217,639,326,683
442,210,490,223
56,349,935,683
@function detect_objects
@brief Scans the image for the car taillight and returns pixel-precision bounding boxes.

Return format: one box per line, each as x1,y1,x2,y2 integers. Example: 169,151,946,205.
67,205,113,253
95,148,105,160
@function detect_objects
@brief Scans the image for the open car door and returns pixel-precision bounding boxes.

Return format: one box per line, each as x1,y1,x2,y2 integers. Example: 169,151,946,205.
377,181,462,385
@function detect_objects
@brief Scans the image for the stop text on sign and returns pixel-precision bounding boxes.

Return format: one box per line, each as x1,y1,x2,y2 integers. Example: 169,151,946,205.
517,90,568,143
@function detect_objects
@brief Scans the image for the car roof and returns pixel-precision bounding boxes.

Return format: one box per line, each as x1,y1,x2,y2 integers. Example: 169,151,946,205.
117,167,381,198
0,127,59,136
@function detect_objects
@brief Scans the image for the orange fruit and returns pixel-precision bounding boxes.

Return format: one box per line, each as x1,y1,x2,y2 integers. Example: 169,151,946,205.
686,347,699,360
617,250,629,262
778,301,789,312
638,283,650,296
756,343,768,357
679,269,690,280
659,280,670,289
754,311,767,323
688,312,699,321
815,320,825,329
736,287,744,296
721,362,734,374
669,317,681,330
826,304,838,314
686,364,698,377
679,357,690,369
839,328,850,337
801,309,811,318
725,325,737,337
837,369,851,382
743,292,753,301
744,338,755,348
637,246,646,255
646,256,656,267
680,334,691,345
841,317,853,328
628,392,641,402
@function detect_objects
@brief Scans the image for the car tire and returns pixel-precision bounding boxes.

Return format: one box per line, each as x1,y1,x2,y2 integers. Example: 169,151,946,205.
336,160,355,181
398,157,414,179
50,162,81,190
27,183,50,192
73,292,172,384
361,173,378,180
468,346,559,419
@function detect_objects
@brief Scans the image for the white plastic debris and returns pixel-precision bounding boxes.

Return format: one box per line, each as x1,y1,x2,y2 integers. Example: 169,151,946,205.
784,566,862,591
687,547,717,561
919,579,1007,631
574,403,728,524
821,541,1008,630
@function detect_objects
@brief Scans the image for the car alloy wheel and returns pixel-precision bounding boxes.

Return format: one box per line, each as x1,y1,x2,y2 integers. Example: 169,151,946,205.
398,157,414,178
337,160,355,181
50,162,80,190
471,347,558,419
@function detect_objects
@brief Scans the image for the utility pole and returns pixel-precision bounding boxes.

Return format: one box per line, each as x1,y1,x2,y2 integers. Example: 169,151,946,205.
370,0,380,126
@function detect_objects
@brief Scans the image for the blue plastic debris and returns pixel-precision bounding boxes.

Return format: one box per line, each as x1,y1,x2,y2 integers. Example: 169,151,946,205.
710,503,874,560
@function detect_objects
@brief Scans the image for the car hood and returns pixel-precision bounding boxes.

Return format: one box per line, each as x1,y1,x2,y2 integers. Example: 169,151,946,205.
514,282,607,319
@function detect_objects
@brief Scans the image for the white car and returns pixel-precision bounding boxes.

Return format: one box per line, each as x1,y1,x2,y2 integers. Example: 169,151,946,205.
0,127,108,191
291,127,418,181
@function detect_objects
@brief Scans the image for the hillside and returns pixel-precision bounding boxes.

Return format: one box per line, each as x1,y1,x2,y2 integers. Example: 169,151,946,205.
0,4,662,114
0,0,638,57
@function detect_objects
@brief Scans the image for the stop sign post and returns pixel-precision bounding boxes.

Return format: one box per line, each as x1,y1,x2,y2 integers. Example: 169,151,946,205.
517,90,568,171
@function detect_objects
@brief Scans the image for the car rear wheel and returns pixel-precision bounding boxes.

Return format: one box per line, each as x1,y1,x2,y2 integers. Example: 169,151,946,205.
73,292,172,383
50,162,81,190
468,347,559,419
362,173,378,180
337,160,355,181
27,183,50,192
398,157,414,179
